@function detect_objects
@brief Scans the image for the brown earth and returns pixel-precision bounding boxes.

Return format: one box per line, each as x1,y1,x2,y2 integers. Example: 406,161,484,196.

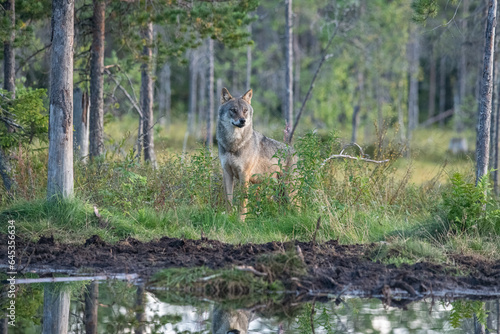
1,234,499,306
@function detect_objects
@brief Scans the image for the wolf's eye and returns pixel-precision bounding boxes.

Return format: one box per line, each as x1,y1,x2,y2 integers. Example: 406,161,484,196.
243,108,248,114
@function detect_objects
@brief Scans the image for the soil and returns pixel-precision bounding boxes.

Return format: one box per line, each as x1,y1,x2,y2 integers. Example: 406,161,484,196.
1,234,499,306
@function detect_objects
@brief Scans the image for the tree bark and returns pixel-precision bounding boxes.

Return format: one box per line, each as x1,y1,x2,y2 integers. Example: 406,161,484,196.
428,45,436,120
141,21,156,166
284,0,293,127
84,281,99,334
47,0,74,200
351,70,364,143
476,0,497,185
89,0,105,158
457,0,469,133
73,88,89,161
3,0,15,98
408,25,420,133
42,285,71,334
439,55,446,127
246,25,252,90
198,61,206,137
188,49,198,134
206,38,215,149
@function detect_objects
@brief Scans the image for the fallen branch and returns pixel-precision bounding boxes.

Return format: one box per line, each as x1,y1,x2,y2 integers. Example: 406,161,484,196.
235,265,268,277
321,143,389,166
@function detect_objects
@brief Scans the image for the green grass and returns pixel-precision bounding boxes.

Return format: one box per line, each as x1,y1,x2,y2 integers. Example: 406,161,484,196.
1,124,500,264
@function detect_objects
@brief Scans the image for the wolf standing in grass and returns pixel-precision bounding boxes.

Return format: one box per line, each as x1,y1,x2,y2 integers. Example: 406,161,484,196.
216,87,297,220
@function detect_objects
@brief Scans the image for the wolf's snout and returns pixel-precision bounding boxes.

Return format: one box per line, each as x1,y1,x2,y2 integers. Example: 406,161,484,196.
233,118,246,128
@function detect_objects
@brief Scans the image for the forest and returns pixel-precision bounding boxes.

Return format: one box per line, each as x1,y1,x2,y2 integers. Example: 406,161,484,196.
0,0,500,332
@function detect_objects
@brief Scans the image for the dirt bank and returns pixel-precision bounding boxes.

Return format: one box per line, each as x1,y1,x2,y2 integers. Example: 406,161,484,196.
1,234,499,304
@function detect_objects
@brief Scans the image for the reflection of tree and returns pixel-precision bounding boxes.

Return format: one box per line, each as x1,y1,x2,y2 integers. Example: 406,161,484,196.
84,281,99,334
42,284,71,334
135,284,146,334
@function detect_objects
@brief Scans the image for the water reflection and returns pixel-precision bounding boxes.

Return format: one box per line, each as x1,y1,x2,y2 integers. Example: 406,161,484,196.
4,279,500,333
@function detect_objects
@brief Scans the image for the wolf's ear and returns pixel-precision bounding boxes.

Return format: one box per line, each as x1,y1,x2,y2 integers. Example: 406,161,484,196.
221,87,233,104
242,89,253,104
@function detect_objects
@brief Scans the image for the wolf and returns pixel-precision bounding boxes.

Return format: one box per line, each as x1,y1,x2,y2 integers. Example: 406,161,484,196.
216,87,297,219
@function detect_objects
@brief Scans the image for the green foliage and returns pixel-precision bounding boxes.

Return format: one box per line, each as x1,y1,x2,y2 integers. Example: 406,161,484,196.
442,173,500,234
449,300,488,329
0,88,48,149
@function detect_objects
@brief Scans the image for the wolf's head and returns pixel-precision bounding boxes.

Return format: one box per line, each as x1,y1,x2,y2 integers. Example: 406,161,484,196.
218,87,253,129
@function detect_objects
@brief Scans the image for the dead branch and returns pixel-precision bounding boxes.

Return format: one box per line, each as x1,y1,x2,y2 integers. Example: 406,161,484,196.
16,43,52,74
235,265,268,277
104,68,143,118
288,24,339,144
321,143,389,166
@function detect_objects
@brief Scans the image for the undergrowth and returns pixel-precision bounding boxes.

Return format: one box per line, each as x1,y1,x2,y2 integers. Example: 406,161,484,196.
1,129,499,260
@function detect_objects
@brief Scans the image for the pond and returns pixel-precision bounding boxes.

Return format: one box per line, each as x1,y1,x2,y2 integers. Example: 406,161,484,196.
4,276,500,334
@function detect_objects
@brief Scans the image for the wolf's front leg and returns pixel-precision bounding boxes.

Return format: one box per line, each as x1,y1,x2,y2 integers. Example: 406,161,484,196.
222,168,234,209
239,176,250,221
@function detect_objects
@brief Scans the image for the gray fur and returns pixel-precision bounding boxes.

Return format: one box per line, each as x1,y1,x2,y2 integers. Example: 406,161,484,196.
216,88,297,219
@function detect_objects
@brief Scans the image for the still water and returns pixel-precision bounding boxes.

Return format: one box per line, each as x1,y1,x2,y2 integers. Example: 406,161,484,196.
5,278,500,334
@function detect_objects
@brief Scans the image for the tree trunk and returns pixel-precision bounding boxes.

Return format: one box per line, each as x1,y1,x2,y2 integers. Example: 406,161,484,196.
42,284,71,334
294,27,301,108
47,0,74,200
408,25,420,133
3,0,15,98
246,25,252,90
84,281,98,334
198,61,206,137
206,38,215,149
439,55,446,127
188,49,198,134
428,45,436,120
458,0,469,133
141,21,156,167
284,0,293,127
476,0,497,185
494,60,500,194
89,0,105,158
73,88,89,161
158,63,171,128
351,70,364,143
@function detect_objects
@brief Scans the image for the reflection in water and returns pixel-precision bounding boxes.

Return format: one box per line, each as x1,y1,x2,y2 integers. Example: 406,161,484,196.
5,279,500,333
42,284,70,334
212,306,252,334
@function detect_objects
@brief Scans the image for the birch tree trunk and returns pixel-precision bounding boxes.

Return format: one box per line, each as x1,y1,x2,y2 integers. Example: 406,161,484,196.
188,49,198,134
284,0,293,127
89,0,105,158
84,281,99,334
47,0,74,200
73,88,89,161
475,0,497,185
42,285,71,334
198,62,206,137
206,38,215,149
141,21,156,167
3,0,15,98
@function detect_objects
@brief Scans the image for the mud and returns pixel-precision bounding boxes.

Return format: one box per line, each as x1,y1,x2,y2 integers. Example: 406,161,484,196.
1,234,499,304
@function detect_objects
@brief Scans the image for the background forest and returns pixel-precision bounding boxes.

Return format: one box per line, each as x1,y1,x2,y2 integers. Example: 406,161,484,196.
1,0,499,260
